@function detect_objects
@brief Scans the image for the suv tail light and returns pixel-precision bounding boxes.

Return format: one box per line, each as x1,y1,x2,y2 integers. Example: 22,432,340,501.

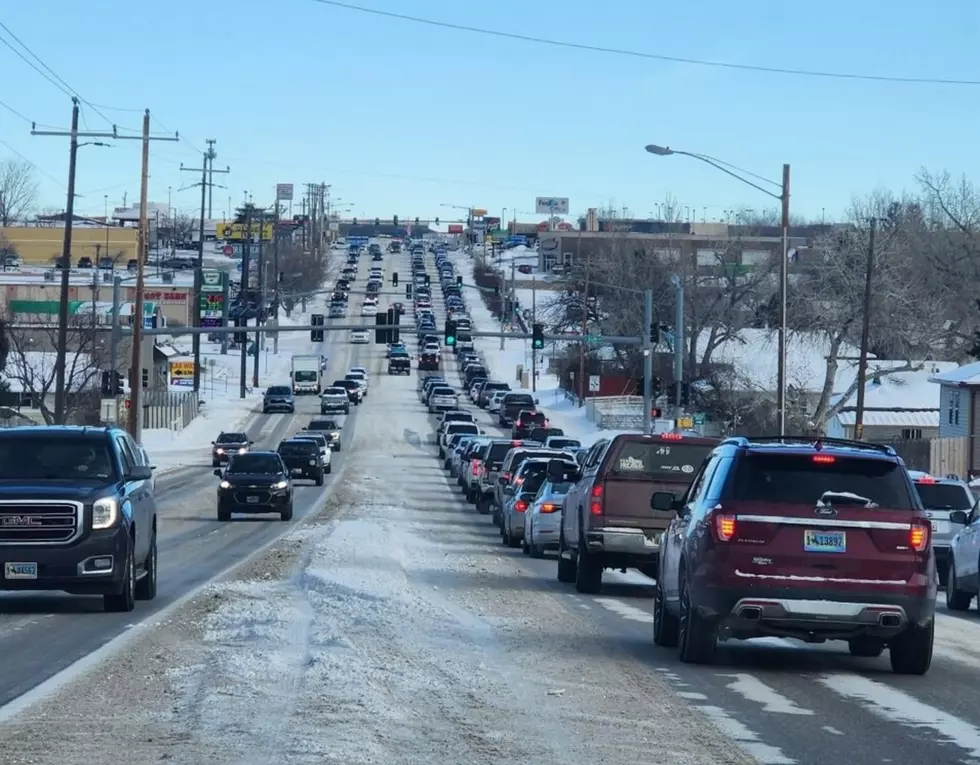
501,472,511,482
541,503,559,514
471,459,482,476
713,511,737,542
516,420,524,427
910,523,929,552
515,500,529,512
589,485,604,516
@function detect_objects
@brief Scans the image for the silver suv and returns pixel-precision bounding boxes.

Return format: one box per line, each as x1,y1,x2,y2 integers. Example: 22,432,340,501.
909,470,974,586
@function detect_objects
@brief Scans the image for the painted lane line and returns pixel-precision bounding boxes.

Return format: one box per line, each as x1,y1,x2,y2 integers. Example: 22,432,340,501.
593,597,653,624
696,704,796,765
721,673,815,716
819,674,980,758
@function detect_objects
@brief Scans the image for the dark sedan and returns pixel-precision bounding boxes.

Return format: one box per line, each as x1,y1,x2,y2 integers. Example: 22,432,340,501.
214,451,294,522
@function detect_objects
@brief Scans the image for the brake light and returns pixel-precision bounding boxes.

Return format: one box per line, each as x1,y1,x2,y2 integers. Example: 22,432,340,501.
812,455,836,464
589,485,604,516
544,420,550,427
512,440,522,446
515,500,528,512
541,503,559,514
915,476,938,484
515,476,525,486
471,460,482,476
517,420,523,427
714,513,737,542
660,433,683,441
501,472,511,482
910,523,929,552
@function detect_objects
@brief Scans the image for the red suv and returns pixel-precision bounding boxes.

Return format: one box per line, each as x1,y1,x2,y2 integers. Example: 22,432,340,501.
652,436,937,675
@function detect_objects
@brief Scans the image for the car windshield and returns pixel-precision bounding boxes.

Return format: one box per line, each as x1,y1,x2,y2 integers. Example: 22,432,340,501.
728,454,916,509
267,386,290,395
217,432,248,444
0,437,115,481
548,439,580,449
294,371,317,382
278,441,317,455
914,482,973,510
308,421,338,430
607,440,713,480
433,387,455,395
227,454,281,474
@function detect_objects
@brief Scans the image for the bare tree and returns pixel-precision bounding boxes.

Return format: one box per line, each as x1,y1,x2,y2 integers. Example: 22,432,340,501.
0,159,39,226
276,242,331,313
171,213,195,246
5,314,104,424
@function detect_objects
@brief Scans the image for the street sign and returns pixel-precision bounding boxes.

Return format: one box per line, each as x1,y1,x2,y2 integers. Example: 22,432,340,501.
535,197,569,215
200,268,223,293
216,222,274,241
276,183,294,201
693,412,706,425
676,416,694,429
471,208,487,217
222,245,234,256
588,375,600,392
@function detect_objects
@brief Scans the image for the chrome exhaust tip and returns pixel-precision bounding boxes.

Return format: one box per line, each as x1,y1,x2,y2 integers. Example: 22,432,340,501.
739,606,763,621
878,613,902,628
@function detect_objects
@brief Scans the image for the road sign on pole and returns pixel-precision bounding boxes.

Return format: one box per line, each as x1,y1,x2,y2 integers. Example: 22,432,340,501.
276,183,294,201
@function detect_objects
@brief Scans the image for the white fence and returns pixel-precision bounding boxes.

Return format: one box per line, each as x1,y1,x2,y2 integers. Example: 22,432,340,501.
585,395,645,430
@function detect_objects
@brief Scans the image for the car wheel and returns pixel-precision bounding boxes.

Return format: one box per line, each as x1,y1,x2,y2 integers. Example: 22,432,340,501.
677,569,716,664
325,464,332,474
212,459,220,467
316,472,324,486
946,564,973,610
476,496,490,515
557,530,577,583
218,505,231,522
104,536,136,613
531,543,544,559
848,637,885,658
575,536,603,594
889,619,934,675
281,502,294,522
334,444,342,452
652,575,679,647
521,537,530,555
134,529,157,601
438,447,445,458
262,408,269,414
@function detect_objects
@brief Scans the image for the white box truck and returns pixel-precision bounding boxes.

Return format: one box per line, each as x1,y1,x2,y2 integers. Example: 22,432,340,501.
291,354,321,395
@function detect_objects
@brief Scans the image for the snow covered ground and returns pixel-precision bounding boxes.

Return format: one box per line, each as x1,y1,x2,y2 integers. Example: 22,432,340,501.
0,356,749,765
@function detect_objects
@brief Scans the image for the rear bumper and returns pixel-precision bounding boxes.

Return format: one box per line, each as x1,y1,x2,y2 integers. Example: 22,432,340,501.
585,527,662,561
263,402,294,412
695,584,936,639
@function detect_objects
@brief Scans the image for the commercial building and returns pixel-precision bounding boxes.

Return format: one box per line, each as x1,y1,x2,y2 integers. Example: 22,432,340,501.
0,225,139,266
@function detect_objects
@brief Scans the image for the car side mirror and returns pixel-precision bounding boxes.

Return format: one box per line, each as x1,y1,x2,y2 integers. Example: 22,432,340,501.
534,398,540,405
650,491,677,512
213,468,222,477
950,510,969,525
503,485,515,495
248,440,254,445
125,465,153,482
210,440,215,445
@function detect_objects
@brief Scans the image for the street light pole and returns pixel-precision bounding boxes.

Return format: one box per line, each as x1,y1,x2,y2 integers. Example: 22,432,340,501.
645,144,791,434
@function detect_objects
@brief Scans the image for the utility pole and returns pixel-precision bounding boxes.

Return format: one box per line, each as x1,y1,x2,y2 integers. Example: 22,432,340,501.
643,288,654,435
180,146,229,392
253,207,265,389
239,202,252,399
673,275,685,410
776,163,791,436
854,217,877,441
272,197,282,355
205,139,216,218
31,98,140,424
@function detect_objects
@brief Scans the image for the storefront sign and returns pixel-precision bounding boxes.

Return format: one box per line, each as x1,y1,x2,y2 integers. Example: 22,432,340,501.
169,360,195,387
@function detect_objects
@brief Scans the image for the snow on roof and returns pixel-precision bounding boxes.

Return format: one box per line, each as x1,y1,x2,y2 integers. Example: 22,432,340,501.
930,361,980,387
832,361,953,411
0,350,96,393
836,410,940,428
693,328,869,393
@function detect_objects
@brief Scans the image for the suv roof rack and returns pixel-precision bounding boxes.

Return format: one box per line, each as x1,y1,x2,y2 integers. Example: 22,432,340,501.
720,435,897,456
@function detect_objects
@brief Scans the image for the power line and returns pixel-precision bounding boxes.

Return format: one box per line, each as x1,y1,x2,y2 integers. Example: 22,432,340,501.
0,136,66,189
310,0,980,87
0,98,32,124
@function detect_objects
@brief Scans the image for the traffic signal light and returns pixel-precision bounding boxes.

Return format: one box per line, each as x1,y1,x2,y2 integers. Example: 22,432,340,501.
651,407,662,418
234,317,246,344
141,368,149,389
406,283,412,298
414,217,420,226
392,271,399,287
532,323,544,350
101,370,112,395
375,217,380,226
375,312,387,344
387,307,399,344
435,217,439,225
650,322,661,344
444,319,457,347
352,217,357,225
311,313,324,342
393,215,398,226
455,275,463,286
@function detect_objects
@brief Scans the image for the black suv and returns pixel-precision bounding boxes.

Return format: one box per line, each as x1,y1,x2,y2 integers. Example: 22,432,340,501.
277,439,324,485
653,436,937,674
212,431,252,466
512,410,547,439
214,451,294,522
0,426,158,612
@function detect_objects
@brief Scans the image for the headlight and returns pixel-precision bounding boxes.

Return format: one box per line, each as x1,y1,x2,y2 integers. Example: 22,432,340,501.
92,497,119,530
219,480,232,489
216,448,225,454
330,433,338,439
238,447,247,454
273,480,289,490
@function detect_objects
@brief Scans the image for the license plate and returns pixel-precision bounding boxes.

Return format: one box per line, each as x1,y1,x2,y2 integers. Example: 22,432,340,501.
292,468,303,474
246,496,260,504
804,529,846,553
5,562,37,579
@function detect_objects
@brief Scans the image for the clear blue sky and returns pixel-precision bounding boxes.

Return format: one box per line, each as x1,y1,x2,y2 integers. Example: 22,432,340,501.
1,0,977,224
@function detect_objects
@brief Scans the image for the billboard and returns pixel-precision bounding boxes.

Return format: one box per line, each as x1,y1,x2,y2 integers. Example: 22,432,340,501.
535,197,569,215
169,360,195,387
276,183,294,200
215,222,274,241
447,224,464,234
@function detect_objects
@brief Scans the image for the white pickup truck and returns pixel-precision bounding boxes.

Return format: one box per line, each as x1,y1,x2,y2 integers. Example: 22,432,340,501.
291,354,321,395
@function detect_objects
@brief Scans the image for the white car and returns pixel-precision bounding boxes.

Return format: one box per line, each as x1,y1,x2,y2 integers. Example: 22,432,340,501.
363,296,379,306
347,368,370,390
360,305,377,317
350,330,369,343
349,366,370,383
488,390,507,413
344,372,368,398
